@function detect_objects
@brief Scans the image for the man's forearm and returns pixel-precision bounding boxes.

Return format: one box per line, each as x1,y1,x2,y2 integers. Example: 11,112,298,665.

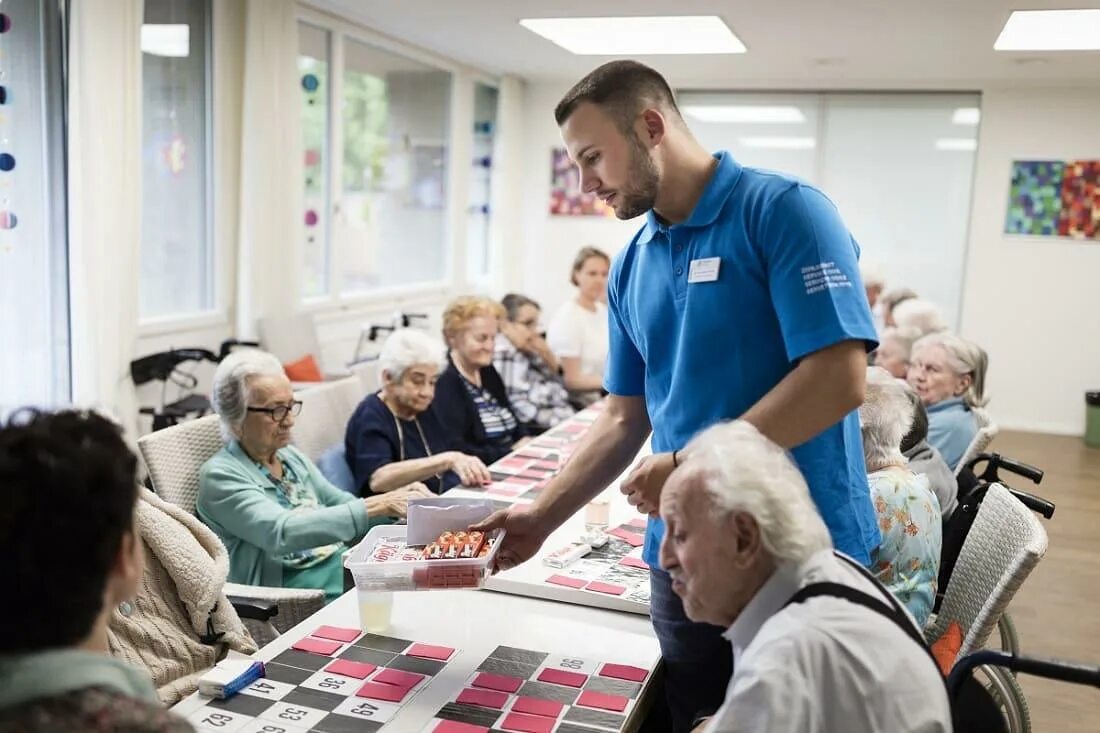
532,404,651,527
740,340,867,449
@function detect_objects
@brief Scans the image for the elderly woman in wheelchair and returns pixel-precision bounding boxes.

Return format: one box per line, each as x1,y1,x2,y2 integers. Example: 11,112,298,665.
908,332,989,471
861,367,942,628
198,349,431,601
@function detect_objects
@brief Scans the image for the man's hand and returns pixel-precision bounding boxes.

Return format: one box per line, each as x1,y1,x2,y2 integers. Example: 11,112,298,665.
469,507,554,572
620,452,676,516
448,452,491,486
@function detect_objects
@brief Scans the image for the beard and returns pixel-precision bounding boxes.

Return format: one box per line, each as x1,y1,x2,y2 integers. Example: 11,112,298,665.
611,135,659,220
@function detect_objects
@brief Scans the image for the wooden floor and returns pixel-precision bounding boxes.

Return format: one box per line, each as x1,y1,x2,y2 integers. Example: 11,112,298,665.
984,430,1100,730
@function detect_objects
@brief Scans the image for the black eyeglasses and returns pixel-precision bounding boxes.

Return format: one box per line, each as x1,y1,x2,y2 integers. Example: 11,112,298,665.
247,401,303,423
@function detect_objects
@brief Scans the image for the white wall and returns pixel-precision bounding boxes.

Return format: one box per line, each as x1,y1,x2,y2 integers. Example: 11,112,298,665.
515,82,639,316
959,88,1100,436
514,82,1100,436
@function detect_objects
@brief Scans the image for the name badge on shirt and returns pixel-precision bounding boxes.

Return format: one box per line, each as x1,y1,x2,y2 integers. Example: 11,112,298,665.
687,257,721,283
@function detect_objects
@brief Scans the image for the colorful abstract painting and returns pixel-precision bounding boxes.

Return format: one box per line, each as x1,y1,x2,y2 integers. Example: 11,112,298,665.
1005,159,1100,239
1057,160,1100,239
1005,160,1065,236
549,148,616,217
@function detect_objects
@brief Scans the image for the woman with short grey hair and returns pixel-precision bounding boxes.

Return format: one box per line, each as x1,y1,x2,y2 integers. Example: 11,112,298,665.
859,367,942,627
908,331,989,470
198,349,430,601
345,329,492,496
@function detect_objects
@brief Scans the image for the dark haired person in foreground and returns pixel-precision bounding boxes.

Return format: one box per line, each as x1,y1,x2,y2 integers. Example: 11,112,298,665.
0,410,191,731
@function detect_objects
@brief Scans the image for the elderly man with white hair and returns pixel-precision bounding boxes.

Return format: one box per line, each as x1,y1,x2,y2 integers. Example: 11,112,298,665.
198,349,431,601
345,328,492,497
659,420,951,733
860,367,942,627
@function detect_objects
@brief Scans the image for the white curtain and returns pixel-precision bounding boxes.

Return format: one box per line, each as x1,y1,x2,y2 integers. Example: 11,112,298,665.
67,0,143,437
235,0,304,340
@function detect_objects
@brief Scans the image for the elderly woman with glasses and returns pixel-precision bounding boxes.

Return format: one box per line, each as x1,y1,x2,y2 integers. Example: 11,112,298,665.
494,293,576,434
198,350,431,601
907,332,989,471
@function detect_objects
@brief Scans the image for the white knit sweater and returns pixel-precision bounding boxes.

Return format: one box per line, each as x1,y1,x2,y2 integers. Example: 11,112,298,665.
108,489,258,704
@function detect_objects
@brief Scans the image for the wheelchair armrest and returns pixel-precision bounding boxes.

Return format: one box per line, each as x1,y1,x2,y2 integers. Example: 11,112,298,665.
1006,487,1056,519
227,595,279,622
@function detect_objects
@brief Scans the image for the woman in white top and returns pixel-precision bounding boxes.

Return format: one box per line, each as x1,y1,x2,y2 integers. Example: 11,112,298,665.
548,246,610,407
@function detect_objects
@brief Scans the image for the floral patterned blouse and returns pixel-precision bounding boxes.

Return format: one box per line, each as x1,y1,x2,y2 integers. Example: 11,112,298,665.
868,468,943,628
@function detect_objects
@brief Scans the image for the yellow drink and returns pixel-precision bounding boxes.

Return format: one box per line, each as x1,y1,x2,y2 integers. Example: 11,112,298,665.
357,590,393,633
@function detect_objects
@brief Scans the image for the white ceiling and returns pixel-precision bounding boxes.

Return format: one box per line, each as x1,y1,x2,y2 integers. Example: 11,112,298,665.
307,0,1100,89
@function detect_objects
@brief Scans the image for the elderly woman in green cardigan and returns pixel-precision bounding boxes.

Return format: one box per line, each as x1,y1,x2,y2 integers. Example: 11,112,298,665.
198,350,431,601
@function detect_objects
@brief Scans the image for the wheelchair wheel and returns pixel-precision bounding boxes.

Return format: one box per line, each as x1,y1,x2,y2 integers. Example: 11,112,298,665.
977,663,1031,733
997,613,1021,660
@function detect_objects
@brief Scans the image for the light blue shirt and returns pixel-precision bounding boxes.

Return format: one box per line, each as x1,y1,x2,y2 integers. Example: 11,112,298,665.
605,152,881,566
926,397,977,471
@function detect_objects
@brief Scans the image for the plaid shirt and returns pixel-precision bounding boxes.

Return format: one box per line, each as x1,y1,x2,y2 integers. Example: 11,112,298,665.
493,334,575,431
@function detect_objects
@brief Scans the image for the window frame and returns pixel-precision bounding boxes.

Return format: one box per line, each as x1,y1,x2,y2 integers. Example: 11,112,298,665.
296,6,497,313
137,0,220,330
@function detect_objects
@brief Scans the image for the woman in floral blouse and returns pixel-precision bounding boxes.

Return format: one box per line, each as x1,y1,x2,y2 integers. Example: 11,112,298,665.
858,367,943,627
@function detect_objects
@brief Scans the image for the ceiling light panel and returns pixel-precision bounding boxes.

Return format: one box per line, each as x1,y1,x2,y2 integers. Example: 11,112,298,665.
994,10,1100,51
683,105,805,124
519,16,746,55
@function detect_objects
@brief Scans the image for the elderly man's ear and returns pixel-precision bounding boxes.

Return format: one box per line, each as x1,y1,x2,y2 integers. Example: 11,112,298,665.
730,512,763,567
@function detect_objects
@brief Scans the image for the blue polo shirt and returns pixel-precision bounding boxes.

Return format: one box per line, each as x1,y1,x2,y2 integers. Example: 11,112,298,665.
606,151,881,566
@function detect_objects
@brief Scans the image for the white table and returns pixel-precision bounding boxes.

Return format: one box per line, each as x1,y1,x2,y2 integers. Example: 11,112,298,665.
173,588,662,732
446,417,655,617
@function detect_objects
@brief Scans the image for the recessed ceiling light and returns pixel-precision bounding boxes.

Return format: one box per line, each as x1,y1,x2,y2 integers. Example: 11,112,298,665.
141,24,190,58
952,108,981,126
994,9,1100,51
935,138,977,152
682,105,805,124
518,16,746,55
739,136,816,150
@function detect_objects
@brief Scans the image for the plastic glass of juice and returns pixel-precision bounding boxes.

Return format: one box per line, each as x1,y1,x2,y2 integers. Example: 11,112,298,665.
357,589,393,633
585,496,610,532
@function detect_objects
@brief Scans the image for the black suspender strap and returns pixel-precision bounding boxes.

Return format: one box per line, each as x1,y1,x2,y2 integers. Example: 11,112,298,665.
782,552,944,679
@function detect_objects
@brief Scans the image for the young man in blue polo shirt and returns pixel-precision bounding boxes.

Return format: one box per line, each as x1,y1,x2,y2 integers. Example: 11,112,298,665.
475,61,880,732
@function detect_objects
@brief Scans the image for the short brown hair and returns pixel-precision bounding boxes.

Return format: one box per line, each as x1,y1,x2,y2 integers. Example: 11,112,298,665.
571,246,611,286
442,295,505,341
501,293,540,321
554,60,680,133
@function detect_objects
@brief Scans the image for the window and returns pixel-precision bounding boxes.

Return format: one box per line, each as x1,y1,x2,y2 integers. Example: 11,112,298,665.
297,19,453,301
139,0,213,321
467,82,498,283
339,39,451,295
0,0,70,411
299,22,331,298
679,91,979,328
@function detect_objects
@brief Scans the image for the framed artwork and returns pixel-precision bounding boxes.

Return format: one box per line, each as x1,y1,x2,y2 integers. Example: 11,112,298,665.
549,147,615,218
1005,159,1100,239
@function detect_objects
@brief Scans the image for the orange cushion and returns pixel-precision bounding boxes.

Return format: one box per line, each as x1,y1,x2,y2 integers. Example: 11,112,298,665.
930,620,964,676
284,354,323,382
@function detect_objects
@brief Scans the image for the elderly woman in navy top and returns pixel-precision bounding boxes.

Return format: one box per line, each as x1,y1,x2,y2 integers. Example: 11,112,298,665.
907,331,989,470
433,295,530,465
345,328,493,496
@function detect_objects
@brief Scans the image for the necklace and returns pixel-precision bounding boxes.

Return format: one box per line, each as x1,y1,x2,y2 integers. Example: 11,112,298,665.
382,394,443,490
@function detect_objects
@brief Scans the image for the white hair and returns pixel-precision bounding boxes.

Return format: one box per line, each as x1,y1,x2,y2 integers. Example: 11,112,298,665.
210,349,285,441
678,421,832,565
859,366,914,469
911,332,989,408
879,325,922,361
859,260,886,288
378,329,445,383
891,298,946,337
